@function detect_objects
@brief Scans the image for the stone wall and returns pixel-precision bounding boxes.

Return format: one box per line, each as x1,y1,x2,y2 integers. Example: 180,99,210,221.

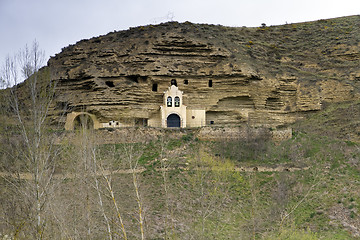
58,126,291,145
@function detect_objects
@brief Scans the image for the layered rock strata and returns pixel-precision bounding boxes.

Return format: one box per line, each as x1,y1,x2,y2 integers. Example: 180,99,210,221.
46,16,360,128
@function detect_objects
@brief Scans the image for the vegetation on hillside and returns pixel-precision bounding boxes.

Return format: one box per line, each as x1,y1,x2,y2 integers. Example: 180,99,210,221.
1,102,360,239
192,15,360,83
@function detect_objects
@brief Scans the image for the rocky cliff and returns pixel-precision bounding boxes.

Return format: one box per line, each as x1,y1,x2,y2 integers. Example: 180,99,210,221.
47,15,360,127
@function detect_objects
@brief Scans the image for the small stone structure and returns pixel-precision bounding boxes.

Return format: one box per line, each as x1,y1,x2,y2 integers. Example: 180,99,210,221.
64,112,101,130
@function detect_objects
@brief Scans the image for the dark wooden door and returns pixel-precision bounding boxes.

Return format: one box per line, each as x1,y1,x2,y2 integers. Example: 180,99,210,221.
167,114,180,127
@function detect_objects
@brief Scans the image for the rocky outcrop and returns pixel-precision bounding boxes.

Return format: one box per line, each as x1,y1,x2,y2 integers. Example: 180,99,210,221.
47,16,360,128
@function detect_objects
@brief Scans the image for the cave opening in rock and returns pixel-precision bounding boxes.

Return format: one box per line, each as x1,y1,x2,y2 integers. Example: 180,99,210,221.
140,76,148,82
184,79,188,85
74,114,94,130
126,75,139,83
105,81,115,87
208,80,213,87
171,79,177,86
152,83,158,92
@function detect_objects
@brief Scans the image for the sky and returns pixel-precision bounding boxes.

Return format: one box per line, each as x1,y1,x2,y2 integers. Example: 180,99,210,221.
0,0,359,67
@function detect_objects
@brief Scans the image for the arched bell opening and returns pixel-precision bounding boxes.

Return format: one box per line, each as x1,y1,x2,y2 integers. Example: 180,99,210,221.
174,96,180,107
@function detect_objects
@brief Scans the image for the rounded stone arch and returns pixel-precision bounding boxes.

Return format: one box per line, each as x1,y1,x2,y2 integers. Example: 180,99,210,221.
73,114,94,130
65,112,101,130
166,113,181,128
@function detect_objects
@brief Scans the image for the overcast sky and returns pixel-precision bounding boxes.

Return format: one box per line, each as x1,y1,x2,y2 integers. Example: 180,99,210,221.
1,0,359,66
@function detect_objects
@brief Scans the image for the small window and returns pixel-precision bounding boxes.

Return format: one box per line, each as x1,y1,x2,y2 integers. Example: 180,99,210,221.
171,79,177,86
152,83,158,92
174,96,180,107
116,122,119,126
167,96,172,107
210,120,214,125
208,80,213,87
109,121,112,126
192,116,195,119
184,79,188,85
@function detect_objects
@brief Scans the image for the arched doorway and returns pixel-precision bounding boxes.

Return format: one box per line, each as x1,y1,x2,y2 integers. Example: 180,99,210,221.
167,114,181,128
73,114,94,130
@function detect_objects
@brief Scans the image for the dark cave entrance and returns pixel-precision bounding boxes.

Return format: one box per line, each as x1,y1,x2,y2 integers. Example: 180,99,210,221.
73,114,94,130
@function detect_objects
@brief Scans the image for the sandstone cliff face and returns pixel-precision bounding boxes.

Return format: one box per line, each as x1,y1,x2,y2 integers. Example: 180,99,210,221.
48,16,360,127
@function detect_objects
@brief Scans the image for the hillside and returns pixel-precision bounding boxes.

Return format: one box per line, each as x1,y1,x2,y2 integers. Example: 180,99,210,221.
43,15,360,128
1,99,360,239
0,15,360,239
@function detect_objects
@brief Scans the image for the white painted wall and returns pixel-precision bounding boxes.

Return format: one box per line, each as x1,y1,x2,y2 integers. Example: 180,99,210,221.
186,109,206,128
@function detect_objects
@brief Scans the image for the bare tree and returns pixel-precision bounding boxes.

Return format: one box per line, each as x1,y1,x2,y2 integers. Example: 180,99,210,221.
121,131,146,240
91,141,113,239
100,164,128,240
71,128,149,239
0,41,61,239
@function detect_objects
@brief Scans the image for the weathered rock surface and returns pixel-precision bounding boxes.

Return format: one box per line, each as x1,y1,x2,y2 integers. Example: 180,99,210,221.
47,16,360,127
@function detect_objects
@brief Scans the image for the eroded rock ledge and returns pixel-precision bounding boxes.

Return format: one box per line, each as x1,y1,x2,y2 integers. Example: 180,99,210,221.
47,17,360,128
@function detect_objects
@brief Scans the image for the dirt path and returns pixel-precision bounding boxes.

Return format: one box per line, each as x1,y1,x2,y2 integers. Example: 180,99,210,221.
0,165,309,180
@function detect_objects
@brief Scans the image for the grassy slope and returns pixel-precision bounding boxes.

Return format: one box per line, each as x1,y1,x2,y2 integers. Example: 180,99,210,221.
294,100,360,142
59,102,359,239
131,101,360,239
0,103,359,239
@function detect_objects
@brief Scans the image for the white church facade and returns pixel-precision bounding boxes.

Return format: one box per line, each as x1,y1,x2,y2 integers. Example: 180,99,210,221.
148,84,206,128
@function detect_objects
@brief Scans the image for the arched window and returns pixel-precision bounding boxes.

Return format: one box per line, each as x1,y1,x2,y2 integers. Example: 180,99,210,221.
167,96,172,107
174,96,180,107
171,79,177,86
